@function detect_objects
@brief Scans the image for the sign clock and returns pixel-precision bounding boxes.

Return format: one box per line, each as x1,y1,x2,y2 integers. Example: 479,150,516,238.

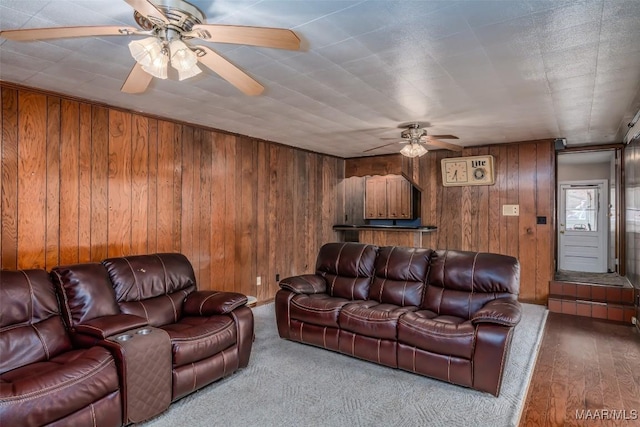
441,155,495,187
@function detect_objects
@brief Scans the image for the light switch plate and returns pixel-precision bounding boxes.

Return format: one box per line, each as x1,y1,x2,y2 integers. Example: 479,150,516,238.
503,204,520,216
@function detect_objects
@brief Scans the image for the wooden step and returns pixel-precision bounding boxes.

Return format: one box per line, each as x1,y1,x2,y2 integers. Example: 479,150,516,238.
548,280,636,324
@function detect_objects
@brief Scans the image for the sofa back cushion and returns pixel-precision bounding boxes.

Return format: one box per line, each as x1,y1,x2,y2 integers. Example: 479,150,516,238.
315,242,377,300
0,270,72,374
422,250,520,319
102,253,196,327
51,263,121,328
370,246,433,306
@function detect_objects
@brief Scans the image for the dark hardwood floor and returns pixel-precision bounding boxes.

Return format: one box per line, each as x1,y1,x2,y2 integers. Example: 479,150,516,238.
520,313,640,426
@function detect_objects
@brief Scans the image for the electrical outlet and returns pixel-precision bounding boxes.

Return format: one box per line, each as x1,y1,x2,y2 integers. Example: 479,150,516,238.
502,204,520,216
275,274,280,282
632,316,637,326
256,276,261,286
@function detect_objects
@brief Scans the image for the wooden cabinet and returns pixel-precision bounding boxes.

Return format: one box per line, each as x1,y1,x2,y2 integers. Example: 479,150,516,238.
364,175,413,219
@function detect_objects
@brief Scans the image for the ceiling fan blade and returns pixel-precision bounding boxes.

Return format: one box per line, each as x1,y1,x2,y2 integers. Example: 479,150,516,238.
430,134,459,140
121,63,153,94
124,0,170,25
0,26,139,41
194,45,264,96
187,24,300,50
425,137,463,152
363,142,398,153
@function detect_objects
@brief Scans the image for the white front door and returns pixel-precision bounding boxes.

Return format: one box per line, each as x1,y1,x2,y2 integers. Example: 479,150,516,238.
558,180,608,272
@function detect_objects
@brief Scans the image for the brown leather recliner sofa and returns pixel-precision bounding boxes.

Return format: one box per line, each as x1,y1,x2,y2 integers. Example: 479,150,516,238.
275,242,522,396
1,253,253,426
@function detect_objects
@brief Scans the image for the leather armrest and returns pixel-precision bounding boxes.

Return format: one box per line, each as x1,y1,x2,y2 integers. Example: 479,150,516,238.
183,291,248,315
75,314,148,339
279,274,327,294
471,299,522,327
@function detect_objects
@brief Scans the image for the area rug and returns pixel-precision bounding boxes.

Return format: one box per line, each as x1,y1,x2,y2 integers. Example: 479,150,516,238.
140,302,547,427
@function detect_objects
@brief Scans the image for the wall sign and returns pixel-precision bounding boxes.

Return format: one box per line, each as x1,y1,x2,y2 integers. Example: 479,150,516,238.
441,155,495,186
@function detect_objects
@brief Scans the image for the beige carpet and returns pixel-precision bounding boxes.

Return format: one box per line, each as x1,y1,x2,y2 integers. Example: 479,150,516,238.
140,303,547,427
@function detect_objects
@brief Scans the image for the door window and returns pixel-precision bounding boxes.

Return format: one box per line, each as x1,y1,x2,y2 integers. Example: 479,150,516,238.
565,187,598,231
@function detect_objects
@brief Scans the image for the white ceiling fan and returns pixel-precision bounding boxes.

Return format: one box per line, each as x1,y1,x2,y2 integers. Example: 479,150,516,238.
0,0,301,95
364,123,464,157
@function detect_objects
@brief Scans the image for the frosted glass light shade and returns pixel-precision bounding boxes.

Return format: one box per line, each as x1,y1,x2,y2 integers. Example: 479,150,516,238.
170,40,201,81
400,143,428,157
128,37,168,79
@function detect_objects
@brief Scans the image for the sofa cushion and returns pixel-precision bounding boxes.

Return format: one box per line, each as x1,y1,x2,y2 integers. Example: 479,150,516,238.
290,294,352,328
0,346,119,427
397,310,475,359
103,253,197,302
315,242,377,300
339,301,417,340
0,270,72,374
51,263,121,326
370,246,432,306
423,250,520,319
162,315,237,367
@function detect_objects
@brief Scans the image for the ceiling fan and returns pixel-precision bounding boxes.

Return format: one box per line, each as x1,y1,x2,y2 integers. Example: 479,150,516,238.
0,0,301,95
363,123,464,157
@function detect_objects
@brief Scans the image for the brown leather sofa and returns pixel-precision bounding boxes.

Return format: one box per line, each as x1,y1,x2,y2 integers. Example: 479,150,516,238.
0,269,122,427
275,242,522,396
51,253,254,422
1,252,253,426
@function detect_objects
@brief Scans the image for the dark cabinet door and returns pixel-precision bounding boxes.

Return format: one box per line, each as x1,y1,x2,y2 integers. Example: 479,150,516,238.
364,176,387,219
364,175,413,219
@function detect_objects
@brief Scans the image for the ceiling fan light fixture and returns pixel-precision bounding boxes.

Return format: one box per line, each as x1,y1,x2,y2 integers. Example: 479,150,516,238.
400,143,428,158
169,39,201,80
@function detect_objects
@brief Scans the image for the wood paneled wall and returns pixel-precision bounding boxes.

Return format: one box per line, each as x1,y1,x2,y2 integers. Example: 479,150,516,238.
344,140,555,304
1,84,344,302
417,141,555,303
624,140,639,322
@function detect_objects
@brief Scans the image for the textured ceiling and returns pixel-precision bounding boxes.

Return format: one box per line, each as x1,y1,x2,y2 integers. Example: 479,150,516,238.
1,0,640,158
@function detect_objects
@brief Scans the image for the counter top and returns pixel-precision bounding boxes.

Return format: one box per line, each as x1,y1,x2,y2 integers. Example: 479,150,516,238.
333,224,437,233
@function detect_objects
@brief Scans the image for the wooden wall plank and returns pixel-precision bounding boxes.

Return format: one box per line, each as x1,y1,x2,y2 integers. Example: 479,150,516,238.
45,97,60,269
59,99,80,264
506,144,520,257
17,91,47,268
78,103,92,262
255,140,269,300
191,128,202,283
1,88,19,269
223,134,237,292
131,114,149,255
147,118,158,254
171,124,182,252
156,121,174,252
210,132,226,289
536,140,554,302
180,125,194,263
197,129,212,289
90,106,109,261
107,109,132,257
518,143,538,301
488,144,502,254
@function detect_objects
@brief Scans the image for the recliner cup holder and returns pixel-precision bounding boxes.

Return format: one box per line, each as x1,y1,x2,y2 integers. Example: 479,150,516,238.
136,328,152,335
116,334,134,342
